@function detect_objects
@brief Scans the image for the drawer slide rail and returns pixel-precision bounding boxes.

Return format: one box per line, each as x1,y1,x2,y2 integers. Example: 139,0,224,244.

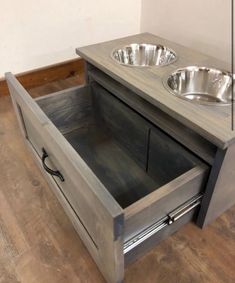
123,194,202,254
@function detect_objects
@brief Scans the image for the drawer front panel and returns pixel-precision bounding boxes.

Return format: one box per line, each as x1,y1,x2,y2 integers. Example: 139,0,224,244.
30,146,100,255
21,112,100,243
6,73,124,283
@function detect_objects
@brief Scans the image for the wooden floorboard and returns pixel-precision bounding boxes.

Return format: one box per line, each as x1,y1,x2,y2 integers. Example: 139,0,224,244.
0,79,234,283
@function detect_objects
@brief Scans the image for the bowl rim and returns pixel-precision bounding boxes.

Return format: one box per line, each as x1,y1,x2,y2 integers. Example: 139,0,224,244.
162,65,234,106
110,42,177,68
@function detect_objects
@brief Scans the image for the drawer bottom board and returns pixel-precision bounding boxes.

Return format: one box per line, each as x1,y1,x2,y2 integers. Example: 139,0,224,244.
64,125,158,209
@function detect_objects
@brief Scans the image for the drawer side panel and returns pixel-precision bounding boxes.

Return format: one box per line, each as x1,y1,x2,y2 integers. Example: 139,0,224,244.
124,165,209,241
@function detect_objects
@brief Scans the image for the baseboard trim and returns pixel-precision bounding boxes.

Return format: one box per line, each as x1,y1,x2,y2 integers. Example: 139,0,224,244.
0,58,85,97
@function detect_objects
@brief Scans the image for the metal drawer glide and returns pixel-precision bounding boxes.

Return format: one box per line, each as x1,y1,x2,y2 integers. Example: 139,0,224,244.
123,194,203,254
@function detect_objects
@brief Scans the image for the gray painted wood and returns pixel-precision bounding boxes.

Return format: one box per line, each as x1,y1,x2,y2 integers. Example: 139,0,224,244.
197,144,235,227
76,33,234,149
148,126,202,185
78,34,235,228
5,72,125,283
21,111,103,243
36,85,93,135
124,165,209,241
88,68,217,165
84,57,235,229
91,82,149,169
26,139,100,264
32,79,159,209
6,72,212,282
64,125,156,208
37,79,208,211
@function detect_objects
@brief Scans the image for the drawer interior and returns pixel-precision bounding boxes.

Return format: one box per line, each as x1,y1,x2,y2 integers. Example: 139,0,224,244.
64,127,156,208
37,83,205,209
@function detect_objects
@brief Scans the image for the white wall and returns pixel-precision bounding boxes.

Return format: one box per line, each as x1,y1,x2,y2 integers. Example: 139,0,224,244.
0,0,141,76
1,0,232,77
141,0,232,69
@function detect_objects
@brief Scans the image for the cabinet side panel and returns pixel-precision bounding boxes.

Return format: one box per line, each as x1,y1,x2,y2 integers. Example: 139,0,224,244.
197,144,235,227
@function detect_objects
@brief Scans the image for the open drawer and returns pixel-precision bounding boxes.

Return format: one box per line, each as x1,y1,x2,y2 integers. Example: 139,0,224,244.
6,73,209,283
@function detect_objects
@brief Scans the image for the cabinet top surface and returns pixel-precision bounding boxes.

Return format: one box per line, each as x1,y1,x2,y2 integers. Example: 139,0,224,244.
76,33,234,149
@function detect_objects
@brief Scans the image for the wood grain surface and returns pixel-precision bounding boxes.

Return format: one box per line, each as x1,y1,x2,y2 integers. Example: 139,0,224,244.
76,33,234,149
88,68,217,165
64,126,157,209
6,73,124,283
0,79,234,283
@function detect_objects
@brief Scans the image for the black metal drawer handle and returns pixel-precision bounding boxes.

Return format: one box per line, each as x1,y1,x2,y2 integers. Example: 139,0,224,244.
41,148,64,182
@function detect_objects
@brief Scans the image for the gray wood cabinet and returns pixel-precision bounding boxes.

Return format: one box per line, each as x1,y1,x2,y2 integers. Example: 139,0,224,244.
6,33,235,283
6,70,209,283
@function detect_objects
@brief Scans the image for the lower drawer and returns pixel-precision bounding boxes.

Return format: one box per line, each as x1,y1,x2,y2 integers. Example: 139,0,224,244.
27,144,202,263
7,73,209,283
29,148,203,266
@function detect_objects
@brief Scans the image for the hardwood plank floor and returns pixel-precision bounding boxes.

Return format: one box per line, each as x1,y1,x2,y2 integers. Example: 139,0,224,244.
0,78,234,283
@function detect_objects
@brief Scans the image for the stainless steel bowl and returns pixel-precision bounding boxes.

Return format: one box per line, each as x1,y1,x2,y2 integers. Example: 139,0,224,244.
163,66,233,106
111,43,177,67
